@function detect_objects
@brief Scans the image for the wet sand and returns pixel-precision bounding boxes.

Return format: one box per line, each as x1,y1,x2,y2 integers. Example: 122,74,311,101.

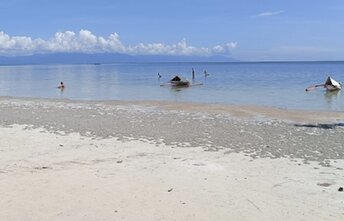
0,97,343,220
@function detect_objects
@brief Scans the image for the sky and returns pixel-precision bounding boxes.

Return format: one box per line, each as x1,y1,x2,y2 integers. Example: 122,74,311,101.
1,0,344,61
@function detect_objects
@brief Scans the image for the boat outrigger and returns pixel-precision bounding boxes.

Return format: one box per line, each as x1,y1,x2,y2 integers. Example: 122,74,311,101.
305,76,341,92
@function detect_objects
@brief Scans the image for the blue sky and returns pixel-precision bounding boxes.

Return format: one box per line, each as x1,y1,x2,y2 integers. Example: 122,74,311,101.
1,0,344,61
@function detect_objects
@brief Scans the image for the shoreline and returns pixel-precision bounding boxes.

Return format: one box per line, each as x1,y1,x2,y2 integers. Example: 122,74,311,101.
1,97,344,220
1,96,344,123
1,96,344,163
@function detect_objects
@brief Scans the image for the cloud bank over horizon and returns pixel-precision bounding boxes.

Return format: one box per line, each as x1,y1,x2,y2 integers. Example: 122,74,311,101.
0,29,237,57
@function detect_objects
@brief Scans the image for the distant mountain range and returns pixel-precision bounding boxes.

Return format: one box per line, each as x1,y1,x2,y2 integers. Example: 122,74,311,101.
0,53,238,65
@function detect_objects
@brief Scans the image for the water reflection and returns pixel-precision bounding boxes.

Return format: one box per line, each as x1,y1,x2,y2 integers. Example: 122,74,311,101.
168,86,191,102
59,85,65,95
324,90,340,99
324,90,340,109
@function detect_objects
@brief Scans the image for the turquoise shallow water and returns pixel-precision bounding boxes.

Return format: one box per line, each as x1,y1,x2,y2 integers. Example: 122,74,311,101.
0,62,343,111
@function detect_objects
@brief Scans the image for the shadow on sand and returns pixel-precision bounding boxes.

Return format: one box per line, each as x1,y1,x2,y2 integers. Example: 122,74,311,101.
294,123,344,129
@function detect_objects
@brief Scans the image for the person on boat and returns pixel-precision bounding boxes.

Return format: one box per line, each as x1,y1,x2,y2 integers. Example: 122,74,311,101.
58,81,65,89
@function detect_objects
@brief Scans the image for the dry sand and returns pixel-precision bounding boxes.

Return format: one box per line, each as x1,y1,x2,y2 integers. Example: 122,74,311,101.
0,97,343,221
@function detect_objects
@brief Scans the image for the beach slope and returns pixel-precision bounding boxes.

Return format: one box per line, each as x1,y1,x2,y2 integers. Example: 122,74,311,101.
0,97,343,221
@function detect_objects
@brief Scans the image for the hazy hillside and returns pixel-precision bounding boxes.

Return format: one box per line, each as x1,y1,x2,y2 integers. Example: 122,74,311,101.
0,53,238,65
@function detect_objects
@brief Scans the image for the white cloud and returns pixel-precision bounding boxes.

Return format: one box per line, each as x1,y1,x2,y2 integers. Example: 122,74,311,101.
212,42,238,54
0,30,237,56
257,10,284,17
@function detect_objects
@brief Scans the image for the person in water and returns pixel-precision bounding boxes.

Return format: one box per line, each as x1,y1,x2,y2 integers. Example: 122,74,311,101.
192,68,195,80
58,82,65,89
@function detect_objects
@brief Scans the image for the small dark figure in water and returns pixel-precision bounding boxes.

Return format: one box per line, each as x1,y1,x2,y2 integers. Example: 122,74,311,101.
204,70,209,77
192,68,195,80
158,73,162,79
58,81,65,89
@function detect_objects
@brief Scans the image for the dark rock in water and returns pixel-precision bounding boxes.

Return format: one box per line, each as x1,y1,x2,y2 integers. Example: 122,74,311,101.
338,187,343,192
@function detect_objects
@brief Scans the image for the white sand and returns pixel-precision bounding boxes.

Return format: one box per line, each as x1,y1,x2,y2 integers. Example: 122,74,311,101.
0,125,343,221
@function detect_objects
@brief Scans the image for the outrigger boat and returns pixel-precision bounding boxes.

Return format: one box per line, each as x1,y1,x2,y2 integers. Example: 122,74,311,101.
161,75,190,87
305,76,341,91
170,76,190,87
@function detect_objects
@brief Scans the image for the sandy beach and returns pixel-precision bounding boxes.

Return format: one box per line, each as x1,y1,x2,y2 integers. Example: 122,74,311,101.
0,97,343,221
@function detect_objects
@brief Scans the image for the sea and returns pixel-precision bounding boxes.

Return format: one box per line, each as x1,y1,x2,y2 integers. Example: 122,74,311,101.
0,62,343,111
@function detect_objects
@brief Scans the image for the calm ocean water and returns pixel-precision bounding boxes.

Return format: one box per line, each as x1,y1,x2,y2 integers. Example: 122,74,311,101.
0,62,343,111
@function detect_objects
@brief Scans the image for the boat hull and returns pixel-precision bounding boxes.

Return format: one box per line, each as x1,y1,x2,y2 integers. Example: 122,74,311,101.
170,81,190,87
325,85,341,91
